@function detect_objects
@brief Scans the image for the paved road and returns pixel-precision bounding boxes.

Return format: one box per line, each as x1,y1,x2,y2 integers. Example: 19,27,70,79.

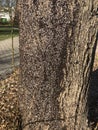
0,37,19,79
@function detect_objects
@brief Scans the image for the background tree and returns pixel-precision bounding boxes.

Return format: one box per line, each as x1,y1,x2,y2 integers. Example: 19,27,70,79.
0,0,16,7
18,0,98,130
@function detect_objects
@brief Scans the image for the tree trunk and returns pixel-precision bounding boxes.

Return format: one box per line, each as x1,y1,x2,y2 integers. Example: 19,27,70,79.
18,0,98,130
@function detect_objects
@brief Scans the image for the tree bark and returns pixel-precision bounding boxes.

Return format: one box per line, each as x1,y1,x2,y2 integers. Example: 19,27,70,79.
18,0,98,130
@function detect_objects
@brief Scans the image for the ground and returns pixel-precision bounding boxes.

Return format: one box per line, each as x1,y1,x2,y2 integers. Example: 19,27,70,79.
0,36,19,78
0,46,98,130
0,68,20,130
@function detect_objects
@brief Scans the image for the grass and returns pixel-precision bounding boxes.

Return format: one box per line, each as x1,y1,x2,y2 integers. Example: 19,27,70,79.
0,32,19,41
0,26,19,41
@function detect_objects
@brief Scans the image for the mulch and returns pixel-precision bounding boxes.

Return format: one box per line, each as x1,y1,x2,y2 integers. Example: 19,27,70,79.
0,69,20,130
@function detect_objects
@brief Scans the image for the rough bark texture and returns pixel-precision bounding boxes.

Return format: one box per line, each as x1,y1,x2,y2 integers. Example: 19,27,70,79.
18,0,98,130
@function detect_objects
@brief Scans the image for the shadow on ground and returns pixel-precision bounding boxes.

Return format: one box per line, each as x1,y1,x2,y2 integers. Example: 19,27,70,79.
87,69,98,129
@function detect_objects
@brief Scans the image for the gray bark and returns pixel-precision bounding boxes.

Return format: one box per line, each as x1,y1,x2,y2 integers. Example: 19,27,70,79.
18,0,98,130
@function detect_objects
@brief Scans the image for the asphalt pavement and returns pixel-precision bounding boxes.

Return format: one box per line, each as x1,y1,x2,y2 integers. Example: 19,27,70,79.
0,37,19,79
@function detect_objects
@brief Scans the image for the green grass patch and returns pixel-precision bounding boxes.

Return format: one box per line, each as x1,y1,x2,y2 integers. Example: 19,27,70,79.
0,32,19,41
0,26,19,41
